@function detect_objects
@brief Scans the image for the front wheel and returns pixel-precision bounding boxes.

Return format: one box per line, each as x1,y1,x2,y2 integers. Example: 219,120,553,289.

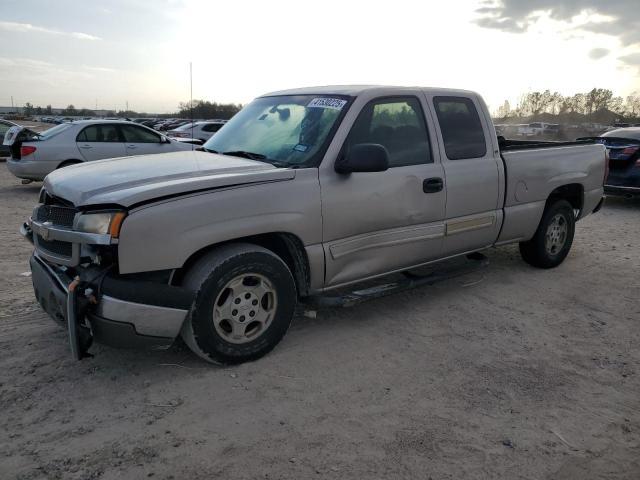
519,199,575,269
180,243,297,365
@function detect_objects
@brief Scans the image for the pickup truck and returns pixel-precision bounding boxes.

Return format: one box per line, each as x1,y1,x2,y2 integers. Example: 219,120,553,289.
22,86,607,364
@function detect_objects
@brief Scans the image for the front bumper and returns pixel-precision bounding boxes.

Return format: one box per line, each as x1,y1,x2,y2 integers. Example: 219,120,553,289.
29,253,193,353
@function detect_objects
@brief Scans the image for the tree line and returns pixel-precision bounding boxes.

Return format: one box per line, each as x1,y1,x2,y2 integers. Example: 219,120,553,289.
495,88,640,122
19,100,243,119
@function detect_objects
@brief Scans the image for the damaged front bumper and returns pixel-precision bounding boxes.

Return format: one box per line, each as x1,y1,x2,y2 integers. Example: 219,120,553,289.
25,223,193,358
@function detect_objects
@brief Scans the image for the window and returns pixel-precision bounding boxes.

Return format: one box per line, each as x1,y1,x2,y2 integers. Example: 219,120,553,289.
121,125,160,143
433,96,487,160
345,97,432,167
202,123,223,133
0,122,11,134
204,95,349,167
77,124,121,142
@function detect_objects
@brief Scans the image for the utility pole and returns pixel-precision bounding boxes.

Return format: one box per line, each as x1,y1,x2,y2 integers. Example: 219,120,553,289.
126,100,129,112
11,96,14,111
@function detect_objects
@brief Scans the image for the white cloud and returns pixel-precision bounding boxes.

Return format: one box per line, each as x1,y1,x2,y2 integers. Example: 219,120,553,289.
0,21,100,41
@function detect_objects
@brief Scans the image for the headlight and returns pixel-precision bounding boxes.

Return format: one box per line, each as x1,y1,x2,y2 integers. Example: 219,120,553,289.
76,211,126,237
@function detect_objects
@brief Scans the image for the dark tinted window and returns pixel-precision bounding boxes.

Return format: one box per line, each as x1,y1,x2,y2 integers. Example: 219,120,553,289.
121,125,160,143
77,124,121,142
202,123,223,133
433,96,487,160
346,97,431,167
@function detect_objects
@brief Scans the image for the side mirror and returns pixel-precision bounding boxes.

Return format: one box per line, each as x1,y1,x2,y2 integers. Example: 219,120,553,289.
335,143,389,174
162,136,171,144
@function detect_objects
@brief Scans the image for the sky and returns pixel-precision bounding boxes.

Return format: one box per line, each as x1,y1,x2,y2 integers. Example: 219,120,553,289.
0,0,639,114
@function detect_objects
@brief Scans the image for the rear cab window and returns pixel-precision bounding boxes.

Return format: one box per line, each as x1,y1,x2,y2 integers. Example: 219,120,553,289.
433,96,487,160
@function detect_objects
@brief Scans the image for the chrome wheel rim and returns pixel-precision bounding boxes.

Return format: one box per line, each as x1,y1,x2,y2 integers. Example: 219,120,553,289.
545,214,568,255
212,273,277,344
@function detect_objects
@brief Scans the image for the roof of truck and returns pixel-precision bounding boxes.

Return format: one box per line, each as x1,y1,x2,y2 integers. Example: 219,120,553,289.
263,85,478,97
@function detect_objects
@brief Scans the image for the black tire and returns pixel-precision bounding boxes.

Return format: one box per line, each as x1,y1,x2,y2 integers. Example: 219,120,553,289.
180,243,297,365
519,199,575,269
57,160,82,169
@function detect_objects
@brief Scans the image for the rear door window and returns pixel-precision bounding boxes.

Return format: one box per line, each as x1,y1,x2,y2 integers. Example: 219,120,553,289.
121,125,161,143
433,96,487,160
345,97,432,167
77,124,121,142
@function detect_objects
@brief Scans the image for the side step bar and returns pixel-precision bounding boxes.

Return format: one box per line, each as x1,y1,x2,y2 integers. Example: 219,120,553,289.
302,253,489,309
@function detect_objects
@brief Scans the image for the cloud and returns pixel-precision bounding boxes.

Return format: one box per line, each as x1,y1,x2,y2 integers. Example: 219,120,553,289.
588,48,609,60
474,1,640,68
0,21,100,41
619,53,640,71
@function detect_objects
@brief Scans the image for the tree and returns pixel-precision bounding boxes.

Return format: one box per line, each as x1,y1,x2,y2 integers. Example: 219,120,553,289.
63,104,78,116
24,102,34,116
35,106,43,115
177,100,242,120
45,105,53,115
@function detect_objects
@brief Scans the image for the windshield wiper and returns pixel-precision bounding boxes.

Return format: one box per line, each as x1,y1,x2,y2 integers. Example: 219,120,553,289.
222,150,267,160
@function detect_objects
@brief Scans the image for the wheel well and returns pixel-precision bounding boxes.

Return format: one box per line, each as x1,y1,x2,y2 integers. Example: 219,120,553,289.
57,159,83,169
546,184,583,213
173,233,311,297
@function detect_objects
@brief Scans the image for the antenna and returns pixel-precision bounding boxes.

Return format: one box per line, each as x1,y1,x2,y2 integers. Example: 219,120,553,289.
190,62,194,151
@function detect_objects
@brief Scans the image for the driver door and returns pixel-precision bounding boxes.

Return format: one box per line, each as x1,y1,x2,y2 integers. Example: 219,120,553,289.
319,94,446,288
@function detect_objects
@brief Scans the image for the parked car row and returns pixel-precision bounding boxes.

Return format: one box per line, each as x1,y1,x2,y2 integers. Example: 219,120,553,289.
4,120,194,181
166,120,227,143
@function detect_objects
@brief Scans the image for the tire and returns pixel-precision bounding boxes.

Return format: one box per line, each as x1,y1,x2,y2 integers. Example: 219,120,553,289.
519,199,575,269
57,160,82,169
180,243,297,365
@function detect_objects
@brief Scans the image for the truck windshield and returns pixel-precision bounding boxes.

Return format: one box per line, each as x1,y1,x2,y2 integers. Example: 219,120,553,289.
203,95,351,167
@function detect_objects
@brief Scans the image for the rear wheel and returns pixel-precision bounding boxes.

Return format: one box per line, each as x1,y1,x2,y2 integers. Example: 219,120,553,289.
519,199,575,268
57,160,82,169
180,243,297,365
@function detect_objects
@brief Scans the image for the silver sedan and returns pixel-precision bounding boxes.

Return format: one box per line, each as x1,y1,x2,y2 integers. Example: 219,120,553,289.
6,120,193,181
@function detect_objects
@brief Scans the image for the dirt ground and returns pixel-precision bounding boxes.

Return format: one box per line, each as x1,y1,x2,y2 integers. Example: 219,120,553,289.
0,162,638,480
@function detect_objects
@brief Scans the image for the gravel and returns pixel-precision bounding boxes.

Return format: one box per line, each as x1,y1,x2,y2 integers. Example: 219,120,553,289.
1,163,639,479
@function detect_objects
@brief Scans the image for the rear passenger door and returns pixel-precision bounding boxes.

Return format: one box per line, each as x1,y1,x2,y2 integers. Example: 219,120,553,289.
426,95,502,256
120,124,169,156
76,124,127,161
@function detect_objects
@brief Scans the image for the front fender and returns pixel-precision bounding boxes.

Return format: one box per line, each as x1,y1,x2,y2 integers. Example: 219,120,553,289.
117,169,322,274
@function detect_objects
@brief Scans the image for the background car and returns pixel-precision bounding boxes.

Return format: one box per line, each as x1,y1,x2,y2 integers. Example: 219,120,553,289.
0,118,19,158
166,120,226,143
596,127,640,197
6,120,194,181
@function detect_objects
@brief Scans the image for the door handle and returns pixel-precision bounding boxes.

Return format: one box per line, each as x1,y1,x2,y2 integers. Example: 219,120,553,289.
79,144,92,149
423,177,443,193
127,144,137,149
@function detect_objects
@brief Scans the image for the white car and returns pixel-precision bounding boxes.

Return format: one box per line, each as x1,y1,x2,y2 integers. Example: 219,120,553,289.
166,120,227,143
5,120,193,181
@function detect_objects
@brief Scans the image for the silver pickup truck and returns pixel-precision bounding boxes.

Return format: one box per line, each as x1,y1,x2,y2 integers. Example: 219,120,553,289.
22,86,606,364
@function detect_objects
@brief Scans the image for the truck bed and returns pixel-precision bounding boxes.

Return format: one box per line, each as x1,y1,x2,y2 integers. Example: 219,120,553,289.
496,139,606,245
497,136,596,151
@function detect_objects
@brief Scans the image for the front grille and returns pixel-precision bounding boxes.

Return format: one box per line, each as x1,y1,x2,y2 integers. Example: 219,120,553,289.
36,235,73,258
36,205,77,228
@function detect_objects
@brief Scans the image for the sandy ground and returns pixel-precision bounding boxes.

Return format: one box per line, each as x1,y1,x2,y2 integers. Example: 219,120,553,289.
0,163,639,480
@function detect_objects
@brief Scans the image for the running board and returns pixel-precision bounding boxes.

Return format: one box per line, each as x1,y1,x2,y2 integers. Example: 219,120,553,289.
302,253,489,309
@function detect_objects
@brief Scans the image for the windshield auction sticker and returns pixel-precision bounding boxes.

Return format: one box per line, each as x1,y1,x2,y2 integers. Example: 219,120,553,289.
307,98,347,110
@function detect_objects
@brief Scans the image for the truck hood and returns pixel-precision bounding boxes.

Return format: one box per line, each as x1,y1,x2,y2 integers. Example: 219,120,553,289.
43,151,296,207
